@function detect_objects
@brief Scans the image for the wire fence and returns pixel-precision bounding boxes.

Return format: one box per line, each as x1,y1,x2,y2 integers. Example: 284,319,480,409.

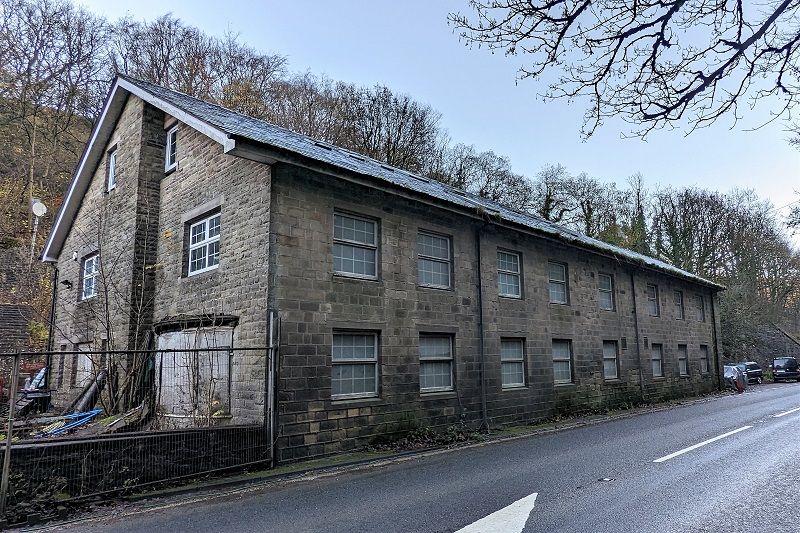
0,346,274,526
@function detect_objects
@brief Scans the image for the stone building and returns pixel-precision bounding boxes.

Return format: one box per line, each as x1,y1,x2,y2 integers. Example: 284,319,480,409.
0,246,35,353
42,76,724,462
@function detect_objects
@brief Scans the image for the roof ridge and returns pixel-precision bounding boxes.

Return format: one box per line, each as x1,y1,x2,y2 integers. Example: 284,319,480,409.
120,75,354,152
119,75,559,227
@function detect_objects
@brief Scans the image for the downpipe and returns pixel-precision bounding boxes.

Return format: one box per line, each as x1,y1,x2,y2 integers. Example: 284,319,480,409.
630,270,646,402
45,266,59,390
709,292,722,391
475,225,489,431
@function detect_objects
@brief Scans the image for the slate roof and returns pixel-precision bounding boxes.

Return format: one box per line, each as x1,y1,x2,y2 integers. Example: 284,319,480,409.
118,75,723,290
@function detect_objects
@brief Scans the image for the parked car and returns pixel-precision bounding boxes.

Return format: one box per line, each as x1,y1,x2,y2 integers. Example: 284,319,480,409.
736,362,763,384
723,365,747,392
772,357,800,382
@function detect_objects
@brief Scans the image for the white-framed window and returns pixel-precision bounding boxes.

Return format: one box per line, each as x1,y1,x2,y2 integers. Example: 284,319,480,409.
417,232,451,289
81,253,100,300
700,345,709,373
497,250,522,298
331,333,379,399
333,213,377,278
107,148,117,191
548,261,568,304
678,344,688,376
651,343,663,377
552,339,572,384
695,295,706,322
188,213,221,276
674,290,685,320
500,338,525,388
598,273,614,311
602,340,619,380
419,335,454,392
646,284,660,317
165,125,178,171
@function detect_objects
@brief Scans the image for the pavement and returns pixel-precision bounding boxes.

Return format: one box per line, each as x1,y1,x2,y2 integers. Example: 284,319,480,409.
25,383,800,532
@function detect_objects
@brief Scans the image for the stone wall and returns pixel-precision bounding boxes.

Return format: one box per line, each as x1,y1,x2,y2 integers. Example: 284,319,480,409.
51,96,159,399
0,243,39,353
0,304,32,353
270,164,721,462
49,97,272,421
47,93,723,465
151,125,272,348
151,123,272,422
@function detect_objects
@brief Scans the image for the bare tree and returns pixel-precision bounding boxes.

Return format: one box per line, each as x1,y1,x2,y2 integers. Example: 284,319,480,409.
43,192,166,413
430,143,536,209
262,72,352,143
563,173,627,240
0,0,105,206
107,14,286,116
645,186,800,359
450,0,800,137
530,163,572,222
650,188,730,277
622,174,650,255
0,0,104,345
340,84,442,173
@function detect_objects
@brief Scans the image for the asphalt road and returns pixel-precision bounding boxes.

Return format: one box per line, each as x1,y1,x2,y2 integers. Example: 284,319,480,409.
45,383,800,533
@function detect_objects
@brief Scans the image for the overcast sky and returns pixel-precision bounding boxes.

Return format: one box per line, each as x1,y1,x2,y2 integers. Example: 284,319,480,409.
80,0,800,229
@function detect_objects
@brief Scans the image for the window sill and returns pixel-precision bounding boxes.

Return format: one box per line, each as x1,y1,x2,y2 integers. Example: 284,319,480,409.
499,294,523,300
501,385,527,391
420,390,456,399
554,382,574,387
331,396,381,405
164,164,177,176
333,273,380,282
603,378,623,384
183,268,220,281
599,308,616,312
549,302,570,306
652,377,666,381
418,284,454,292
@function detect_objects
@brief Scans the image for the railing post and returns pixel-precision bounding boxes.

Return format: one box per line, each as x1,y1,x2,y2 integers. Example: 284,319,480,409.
0,353,21,518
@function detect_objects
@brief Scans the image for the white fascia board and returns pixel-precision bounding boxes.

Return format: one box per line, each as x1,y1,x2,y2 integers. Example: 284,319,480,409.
117,79,235,153
41,79,126,262
41,78,235,263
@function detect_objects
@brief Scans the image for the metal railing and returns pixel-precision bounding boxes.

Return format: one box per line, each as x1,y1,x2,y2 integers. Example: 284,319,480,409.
0,345,275,526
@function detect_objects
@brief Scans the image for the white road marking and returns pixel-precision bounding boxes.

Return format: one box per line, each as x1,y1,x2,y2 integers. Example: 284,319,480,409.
455,492,538,533
773,406,800,418
653,426,752,463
